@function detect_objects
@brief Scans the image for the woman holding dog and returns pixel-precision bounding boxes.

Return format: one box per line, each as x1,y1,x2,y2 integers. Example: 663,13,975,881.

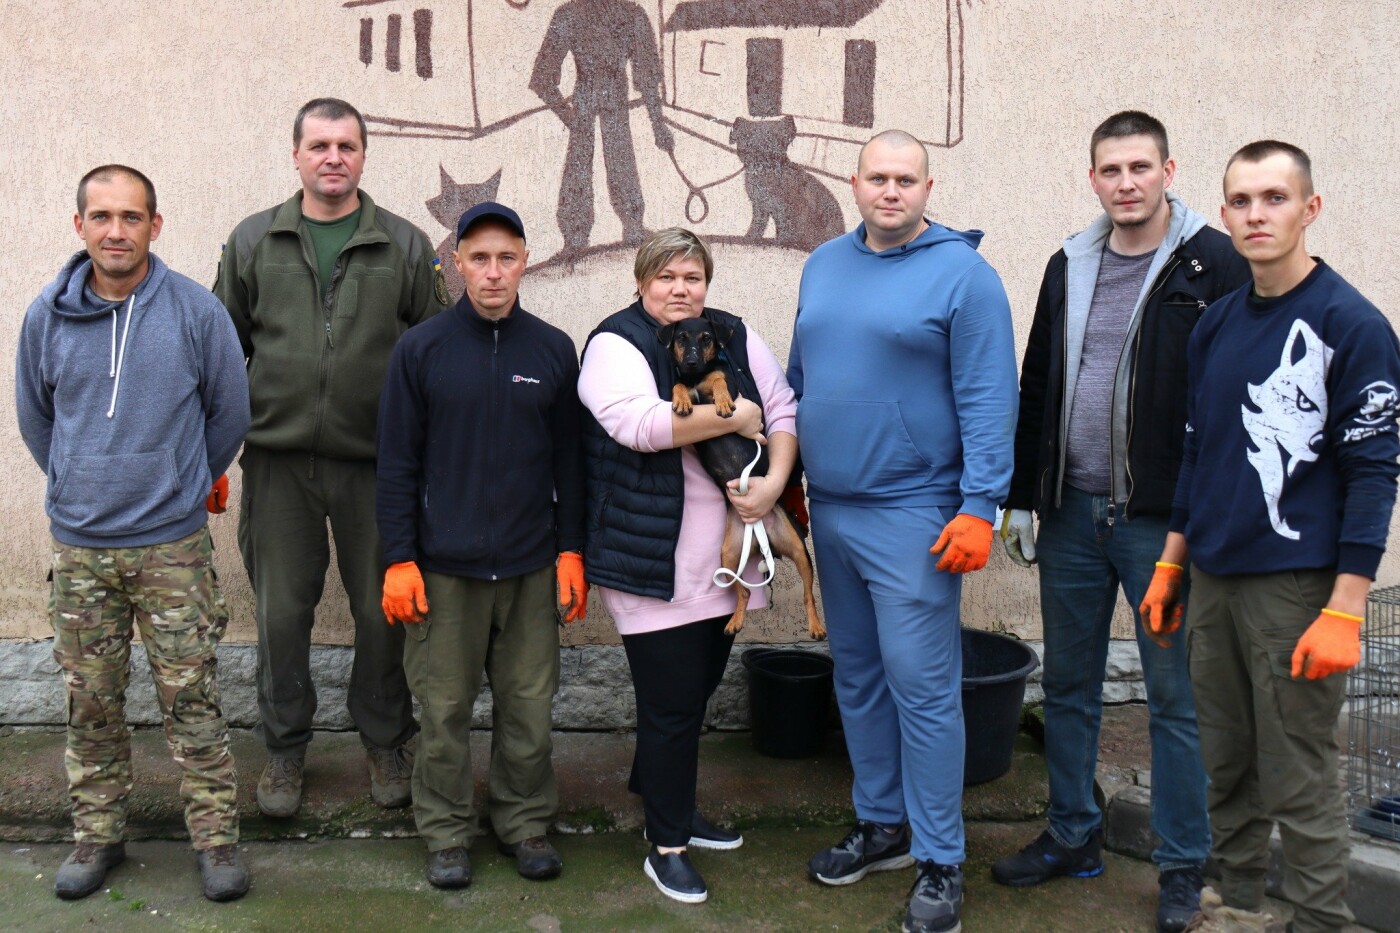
578,228,799,904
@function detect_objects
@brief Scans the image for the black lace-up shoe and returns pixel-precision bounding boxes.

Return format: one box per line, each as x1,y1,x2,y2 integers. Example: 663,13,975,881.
426,847,472,889
497,835,563,880
1157,866,1204,932
991,828,1103,887
644,847,707,903
808,821,914,886
904,861,963,933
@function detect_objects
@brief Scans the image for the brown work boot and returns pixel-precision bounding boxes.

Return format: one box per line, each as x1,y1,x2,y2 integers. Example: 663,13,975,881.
497,835,563,880
256,756,303,818
1183,886,1287,932
366,741,414,809
54,841,126,900
197,844,250,902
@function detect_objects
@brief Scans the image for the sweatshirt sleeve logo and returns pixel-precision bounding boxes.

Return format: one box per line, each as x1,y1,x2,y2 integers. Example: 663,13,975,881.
1242,319,1332,541
1342,381,1399,443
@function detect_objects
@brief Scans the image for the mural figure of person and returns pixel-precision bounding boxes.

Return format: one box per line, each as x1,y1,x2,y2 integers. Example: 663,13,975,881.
529,0,674,253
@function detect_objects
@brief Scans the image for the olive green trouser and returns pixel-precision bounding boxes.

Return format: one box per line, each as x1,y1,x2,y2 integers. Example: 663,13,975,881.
403,566,560,852
50,527,238,850
1189,567,1352,933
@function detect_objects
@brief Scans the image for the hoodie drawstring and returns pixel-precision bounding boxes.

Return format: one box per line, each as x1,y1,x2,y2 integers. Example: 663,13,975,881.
107,293,134,418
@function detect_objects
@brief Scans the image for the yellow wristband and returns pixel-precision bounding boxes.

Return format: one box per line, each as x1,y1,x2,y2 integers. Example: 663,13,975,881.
1155,561,1183,571
1320,608,1363,624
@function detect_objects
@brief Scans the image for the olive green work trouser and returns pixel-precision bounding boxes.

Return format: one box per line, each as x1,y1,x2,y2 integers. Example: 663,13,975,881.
403,566,560,852
1188,567,1352,933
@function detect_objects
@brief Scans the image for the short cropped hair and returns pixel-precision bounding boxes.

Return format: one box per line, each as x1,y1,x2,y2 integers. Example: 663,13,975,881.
1225,140,1314,196
294,97,368,150
1090,111,1169,165
77,164,157,216
633,227,714,294
858,129,929,178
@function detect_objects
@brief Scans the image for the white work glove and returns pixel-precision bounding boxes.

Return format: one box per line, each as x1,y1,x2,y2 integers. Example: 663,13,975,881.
1000,509,1037,567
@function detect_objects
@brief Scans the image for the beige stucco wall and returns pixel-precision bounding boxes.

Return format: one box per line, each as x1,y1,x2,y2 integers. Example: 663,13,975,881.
1,0,1398,647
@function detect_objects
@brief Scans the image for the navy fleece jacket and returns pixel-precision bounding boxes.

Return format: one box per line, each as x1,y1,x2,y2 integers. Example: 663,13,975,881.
16,252,250,548
788,222,1018,518
1172,261,1400,578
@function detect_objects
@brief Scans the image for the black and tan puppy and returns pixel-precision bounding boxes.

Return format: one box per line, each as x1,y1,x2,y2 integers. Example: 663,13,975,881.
659,316,824,640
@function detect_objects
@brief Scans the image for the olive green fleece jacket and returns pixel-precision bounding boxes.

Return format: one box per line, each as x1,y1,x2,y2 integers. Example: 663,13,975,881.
214,190,446,461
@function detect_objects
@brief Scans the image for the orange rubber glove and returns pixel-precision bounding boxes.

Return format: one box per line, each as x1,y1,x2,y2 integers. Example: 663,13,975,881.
382,561,428,625
1138,563,1185,648
930,514,993,574
206,474,229,514
557,551,588,623
779,483,809,532
1291,609,1362,680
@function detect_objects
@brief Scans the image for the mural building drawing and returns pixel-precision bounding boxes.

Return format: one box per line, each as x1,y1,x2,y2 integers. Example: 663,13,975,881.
343,0,969,289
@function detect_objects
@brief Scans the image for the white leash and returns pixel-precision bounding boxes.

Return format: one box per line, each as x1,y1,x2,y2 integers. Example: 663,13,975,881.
712,440,776,589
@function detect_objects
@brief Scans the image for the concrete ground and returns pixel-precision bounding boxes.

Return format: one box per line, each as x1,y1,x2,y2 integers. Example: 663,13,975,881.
0,707,1391,931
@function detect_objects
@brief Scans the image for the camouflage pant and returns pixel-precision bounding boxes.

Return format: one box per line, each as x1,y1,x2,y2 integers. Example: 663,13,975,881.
50,526,238,850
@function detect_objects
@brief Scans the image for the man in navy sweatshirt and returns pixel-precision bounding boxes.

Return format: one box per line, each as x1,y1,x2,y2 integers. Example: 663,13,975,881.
375,203,586,890
995,111,1249,932
1141,141,1400,932
16,166,252,902
789,130,1018,933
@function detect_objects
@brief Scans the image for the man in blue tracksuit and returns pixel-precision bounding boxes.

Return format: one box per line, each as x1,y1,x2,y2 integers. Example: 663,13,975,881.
788,130,1018,933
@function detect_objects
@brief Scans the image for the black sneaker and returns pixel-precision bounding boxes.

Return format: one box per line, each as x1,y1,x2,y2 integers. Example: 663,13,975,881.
1157,866,1203,932
904,861,963,933
991,829,1103,887
54,841,126,900
644,847,707,904
645,811,745,851
808,821,914,886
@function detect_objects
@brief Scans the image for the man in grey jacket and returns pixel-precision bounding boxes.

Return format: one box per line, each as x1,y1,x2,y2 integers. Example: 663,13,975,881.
995,112,1250,932
16,165,252,902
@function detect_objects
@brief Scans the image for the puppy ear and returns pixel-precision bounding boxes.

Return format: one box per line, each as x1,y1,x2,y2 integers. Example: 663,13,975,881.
712,320,736,349
657,323,676,346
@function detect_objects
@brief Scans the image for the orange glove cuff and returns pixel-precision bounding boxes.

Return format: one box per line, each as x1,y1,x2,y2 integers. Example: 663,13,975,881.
557,552,588,623
929,514,994,574
206,474,229,514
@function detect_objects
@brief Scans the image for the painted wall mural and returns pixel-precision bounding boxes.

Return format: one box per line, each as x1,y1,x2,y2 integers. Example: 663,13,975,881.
343,0,970,294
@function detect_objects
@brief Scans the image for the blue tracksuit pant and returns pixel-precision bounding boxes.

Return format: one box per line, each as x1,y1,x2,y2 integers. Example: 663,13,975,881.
810,500,965,864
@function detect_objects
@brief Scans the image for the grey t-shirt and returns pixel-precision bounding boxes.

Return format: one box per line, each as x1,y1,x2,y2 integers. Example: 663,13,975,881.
1063,246,1155,494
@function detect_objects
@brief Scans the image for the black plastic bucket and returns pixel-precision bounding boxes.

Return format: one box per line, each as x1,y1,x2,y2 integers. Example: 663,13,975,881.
962,628,1040,785
742,648,835,759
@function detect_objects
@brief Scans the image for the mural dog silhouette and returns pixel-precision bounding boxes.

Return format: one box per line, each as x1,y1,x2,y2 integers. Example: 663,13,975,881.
661,316,824,639
731,116,844,251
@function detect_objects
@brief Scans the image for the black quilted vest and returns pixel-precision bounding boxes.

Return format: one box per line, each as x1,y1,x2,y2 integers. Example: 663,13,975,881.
582,301,761,599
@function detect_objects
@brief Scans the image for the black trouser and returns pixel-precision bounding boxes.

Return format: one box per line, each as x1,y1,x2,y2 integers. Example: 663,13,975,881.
622,615,734,847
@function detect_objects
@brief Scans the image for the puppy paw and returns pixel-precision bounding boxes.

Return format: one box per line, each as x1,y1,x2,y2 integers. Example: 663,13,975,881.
809,622,827,641
715,399,735,418
724,615,746,635
671,385,694,416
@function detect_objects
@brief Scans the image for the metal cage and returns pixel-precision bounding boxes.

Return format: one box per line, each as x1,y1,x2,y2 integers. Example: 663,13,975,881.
1348,583,1400,841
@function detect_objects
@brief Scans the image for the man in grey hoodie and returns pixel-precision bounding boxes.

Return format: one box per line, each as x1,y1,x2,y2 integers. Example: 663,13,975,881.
994,113,1250,932
15,165,252,903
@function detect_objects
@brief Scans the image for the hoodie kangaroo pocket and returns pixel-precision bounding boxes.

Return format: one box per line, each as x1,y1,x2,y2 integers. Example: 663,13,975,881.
50,450,186,536
798,397,934,498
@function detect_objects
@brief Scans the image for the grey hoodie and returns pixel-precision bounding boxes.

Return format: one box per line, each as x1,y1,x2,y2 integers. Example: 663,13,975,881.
1058,192,1207,507
16,252,250,548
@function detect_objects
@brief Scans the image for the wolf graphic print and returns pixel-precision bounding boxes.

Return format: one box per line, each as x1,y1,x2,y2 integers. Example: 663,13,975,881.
1242,318,1333,540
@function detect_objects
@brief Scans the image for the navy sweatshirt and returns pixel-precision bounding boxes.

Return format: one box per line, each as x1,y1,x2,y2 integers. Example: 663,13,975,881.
1172,261,1400,578
375,296,585,579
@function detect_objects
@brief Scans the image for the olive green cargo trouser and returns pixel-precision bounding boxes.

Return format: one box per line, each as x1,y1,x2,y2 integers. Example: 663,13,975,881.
403,566,560,852
50,527,238,850
1189,567,1352,933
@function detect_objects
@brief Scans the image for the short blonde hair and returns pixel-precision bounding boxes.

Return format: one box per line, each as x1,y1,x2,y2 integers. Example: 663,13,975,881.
633,227,714,294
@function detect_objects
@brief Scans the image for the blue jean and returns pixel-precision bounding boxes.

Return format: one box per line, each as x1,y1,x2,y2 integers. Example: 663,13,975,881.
1037,486,1209,869
810,501,965,865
